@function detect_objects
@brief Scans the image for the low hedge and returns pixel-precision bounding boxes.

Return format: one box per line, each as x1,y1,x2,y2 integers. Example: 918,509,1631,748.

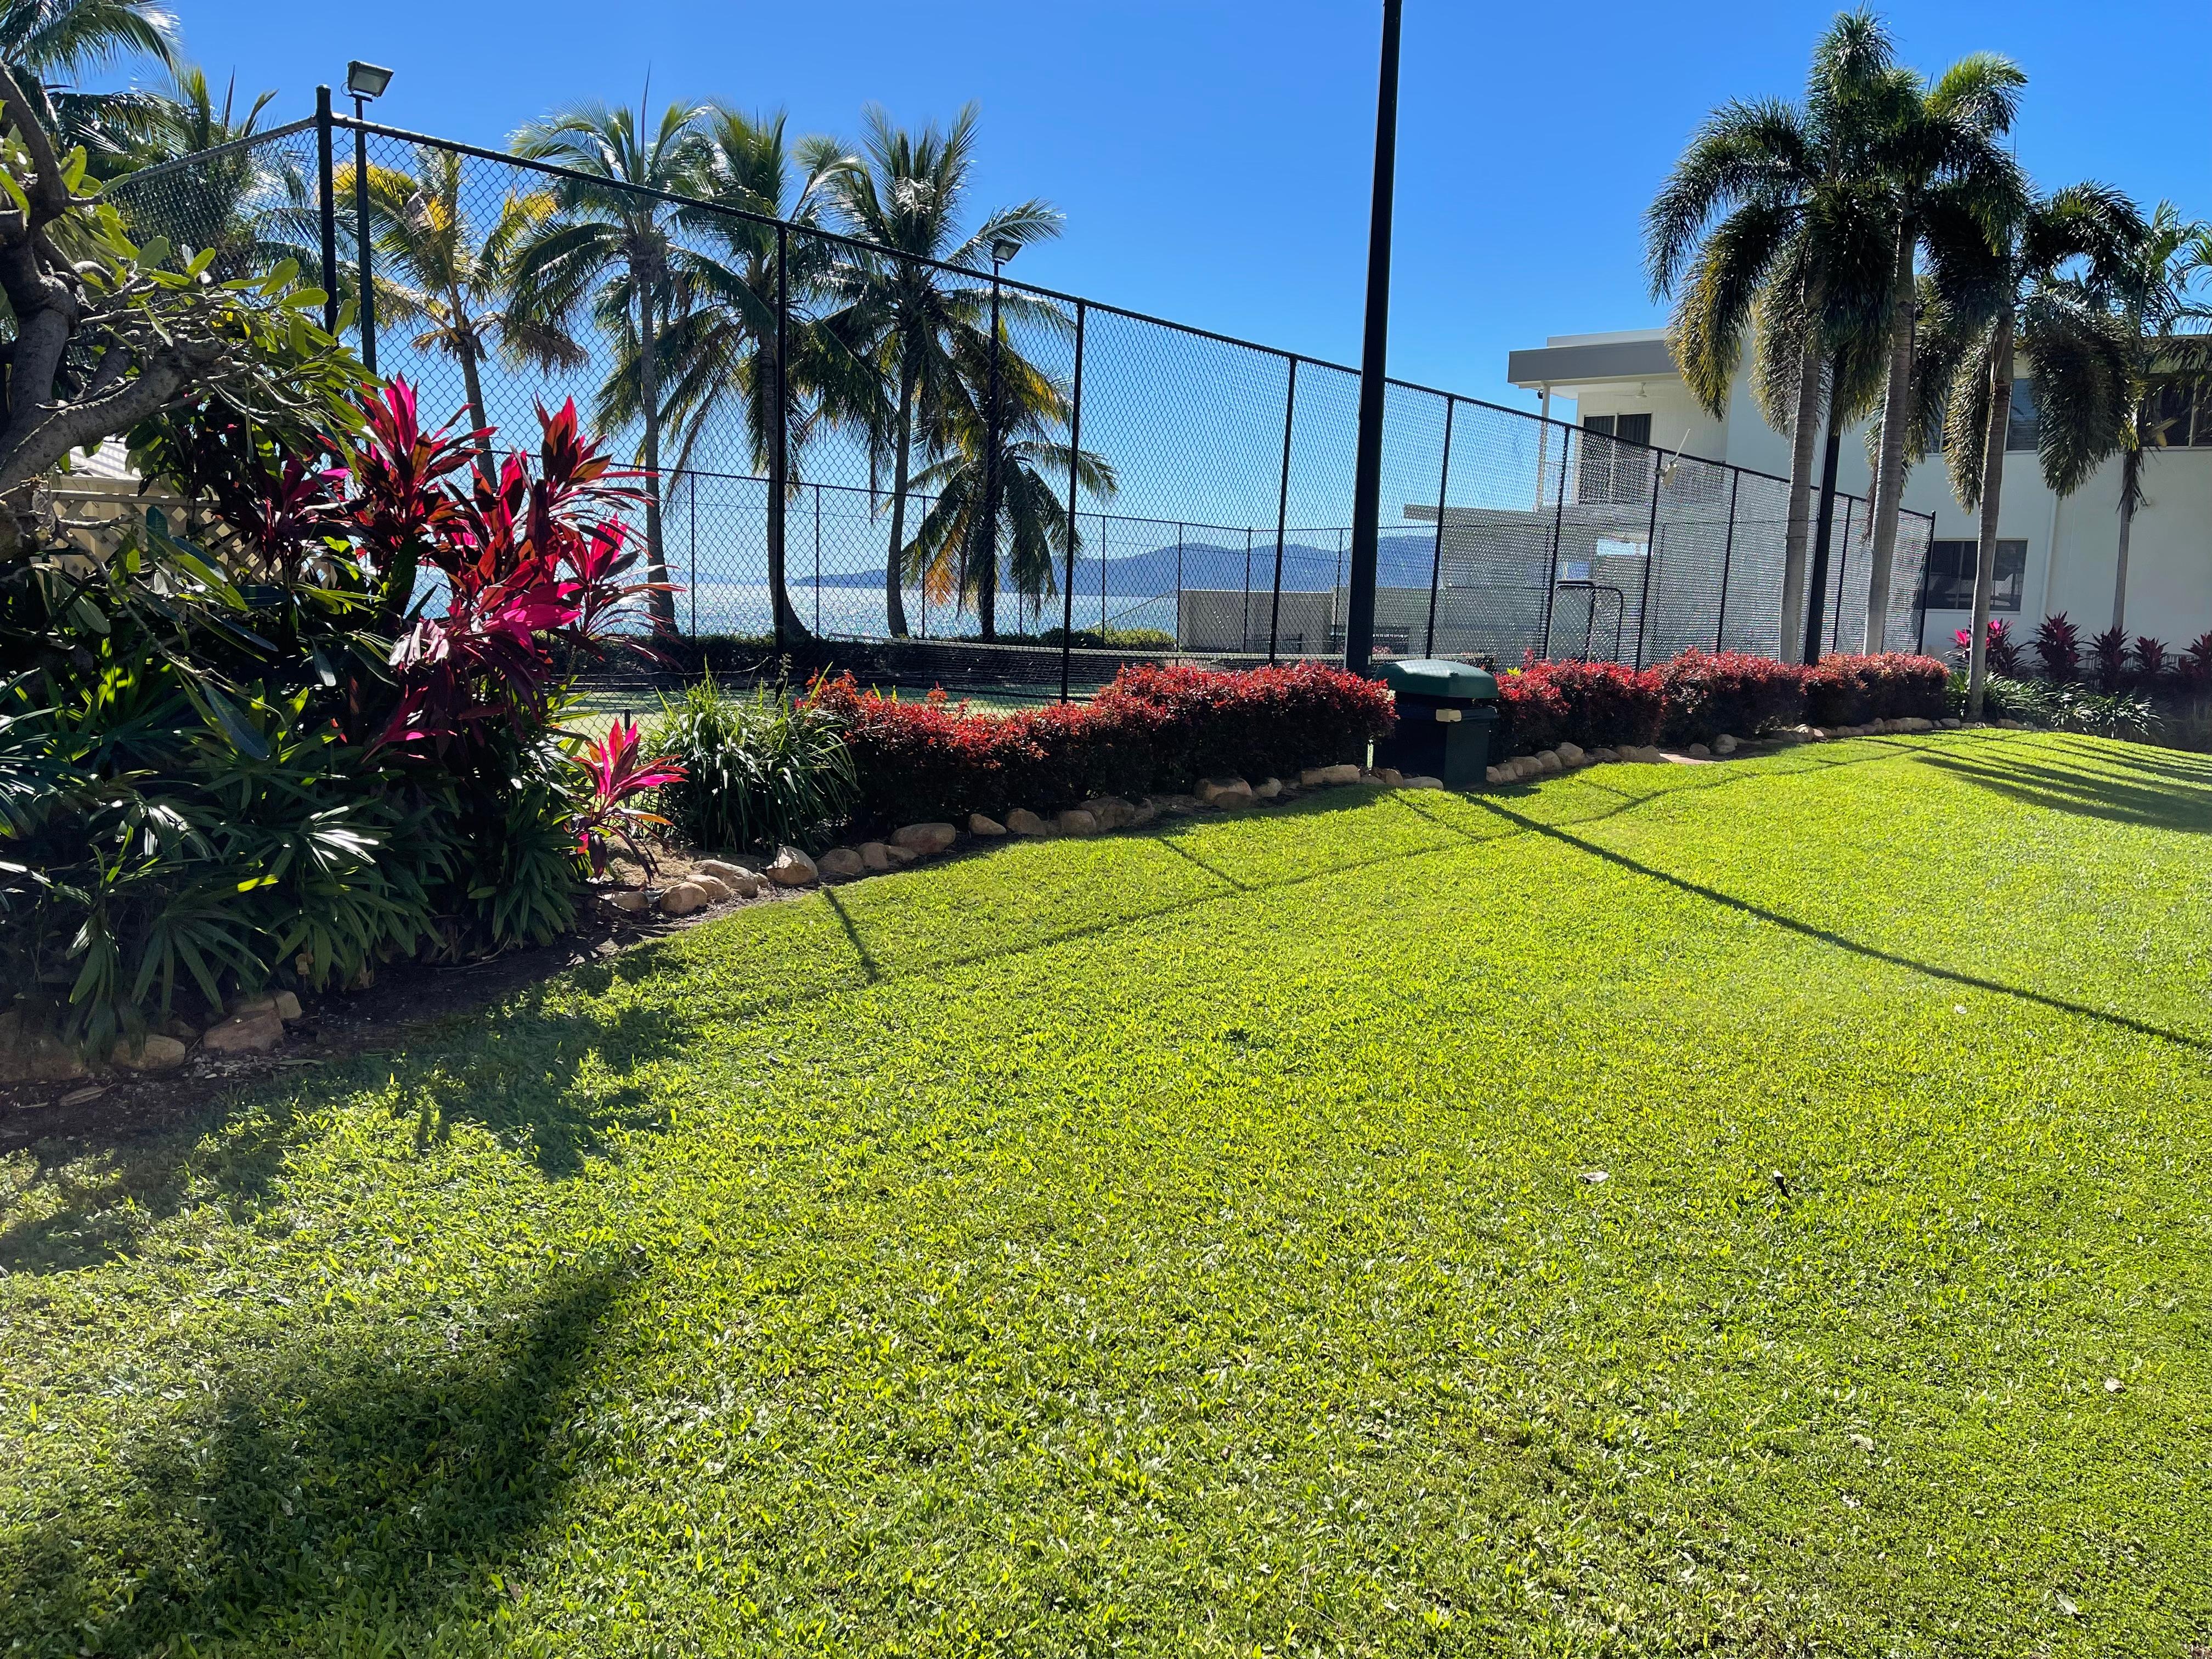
805,661,1395,825
1500,650,1950,755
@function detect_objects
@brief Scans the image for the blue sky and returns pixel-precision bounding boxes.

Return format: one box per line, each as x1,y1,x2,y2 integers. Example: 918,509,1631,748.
148,0,2212,411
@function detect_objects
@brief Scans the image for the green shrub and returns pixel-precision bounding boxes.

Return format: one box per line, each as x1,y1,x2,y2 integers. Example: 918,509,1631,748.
647,677,859,853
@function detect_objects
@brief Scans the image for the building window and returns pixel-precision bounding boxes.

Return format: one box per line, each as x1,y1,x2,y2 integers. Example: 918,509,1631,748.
1577,412,1652,505
1922,538,2027,612
2005,380,2038,452
2144,377,2212,446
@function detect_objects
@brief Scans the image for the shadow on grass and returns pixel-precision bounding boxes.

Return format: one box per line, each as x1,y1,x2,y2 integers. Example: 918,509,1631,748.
0,1260,628,1655
1914,738,2212,834
1449,796,2210,1055
0,944,701,1277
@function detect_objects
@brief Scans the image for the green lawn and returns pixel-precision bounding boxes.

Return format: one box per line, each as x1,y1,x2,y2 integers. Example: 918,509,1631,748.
4,732,2209,1657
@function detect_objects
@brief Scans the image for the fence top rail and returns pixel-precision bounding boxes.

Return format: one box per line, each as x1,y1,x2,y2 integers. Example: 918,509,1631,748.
113,109,1927,529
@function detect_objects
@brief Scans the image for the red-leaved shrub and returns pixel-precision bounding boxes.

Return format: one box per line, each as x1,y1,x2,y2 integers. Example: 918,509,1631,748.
805,662,1393,824
1658,651,1805,743
1800,652,1950,726
1498,656,1663,754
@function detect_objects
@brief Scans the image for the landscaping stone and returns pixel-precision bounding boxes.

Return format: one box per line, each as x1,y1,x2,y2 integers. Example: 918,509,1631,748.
1005,807,1052,836
1484,765,1507,784
1712,733,1739,755
690,874,733,902
1082,796,1137,829
659,882,709,915
1300,763,1363,787
230,990,303,1024
0,1012,86,1082
203,1008,283,1054
968,813,1007,837
883,845,920,866
1252,778,1282,800
1374,766,1404,786
817,848,866,881
893,821,958,855
1158,794,1204,814
114,1034,189,1073
1197,776,1254,808
1939,716,1962,730
603,889,648,914
1535,750,1562,774
1687,742,1711,759
1130,799,1160,826
767,847,819,886
693,859,762,895
1056,808,1100,837
860,842,891,871
1511,755,1543,780
1400,775,1444,790
1555,741,1585,765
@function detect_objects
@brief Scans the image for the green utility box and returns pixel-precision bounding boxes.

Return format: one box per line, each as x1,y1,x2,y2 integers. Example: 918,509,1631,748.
1370,658,1500,787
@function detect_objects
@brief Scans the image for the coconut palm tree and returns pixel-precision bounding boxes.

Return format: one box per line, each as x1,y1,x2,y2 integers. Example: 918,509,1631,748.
1855,44,2026,650
601,107,871,638
0,0,179,167
820,103,1060,637
900,337,1115,631
1932,183,2144,715
351,146,586,486
1646,12,1902,661
506,96,714,634
2099,204,2212,632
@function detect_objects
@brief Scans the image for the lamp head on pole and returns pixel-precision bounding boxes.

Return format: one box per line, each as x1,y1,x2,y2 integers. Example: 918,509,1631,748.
990,236,1020,268
345,61,393,101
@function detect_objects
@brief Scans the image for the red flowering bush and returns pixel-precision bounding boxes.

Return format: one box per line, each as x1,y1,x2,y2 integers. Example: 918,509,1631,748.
806,662,1393,824
1801,653,1950,726
1498,656,1663,754
1658,651,1805,743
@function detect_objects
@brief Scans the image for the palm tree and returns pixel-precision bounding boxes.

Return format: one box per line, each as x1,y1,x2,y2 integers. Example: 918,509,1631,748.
1933,183,2144,715
352,146,586,486
1646,12,1901,662
900,340,1116,630
507,96,714,635
2101,204,2212,632
0,0,179,166
613,107,870,638
1856,44,2025,650
821,104,1060,637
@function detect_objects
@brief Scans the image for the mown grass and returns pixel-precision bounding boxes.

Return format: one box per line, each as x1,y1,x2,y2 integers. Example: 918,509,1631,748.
3,732,2209,1657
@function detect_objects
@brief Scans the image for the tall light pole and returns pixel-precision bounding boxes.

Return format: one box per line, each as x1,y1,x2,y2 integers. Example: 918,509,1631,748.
345,60,393,374
979,236,1018,640
1342,0,1402,674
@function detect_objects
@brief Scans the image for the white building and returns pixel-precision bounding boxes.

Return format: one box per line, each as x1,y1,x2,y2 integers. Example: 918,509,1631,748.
1506,328,2212,654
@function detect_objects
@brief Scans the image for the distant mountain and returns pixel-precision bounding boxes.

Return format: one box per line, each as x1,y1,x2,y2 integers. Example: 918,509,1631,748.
806,533,1441,592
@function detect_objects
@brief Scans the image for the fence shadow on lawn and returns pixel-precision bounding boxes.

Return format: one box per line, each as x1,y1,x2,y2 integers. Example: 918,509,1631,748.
1911,735,2212,835
0,1261,630,1655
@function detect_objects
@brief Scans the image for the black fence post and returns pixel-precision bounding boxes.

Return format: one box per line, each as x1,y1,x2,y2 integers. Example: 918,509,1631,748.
1634,448,1662,669
1539,424,1571,661
351,112,375,373
1714,468,1740,653
314,88,338,336
1343,0,1404,674
1424,394,1454,657
1060,299,1086,703
770,222,789,654
814,482,822,637
687,471,697,636
1267,355,1297,663
1175,524,1184,650
1831,495,1854,655
1242,528,1252,653
1802,371,1844,664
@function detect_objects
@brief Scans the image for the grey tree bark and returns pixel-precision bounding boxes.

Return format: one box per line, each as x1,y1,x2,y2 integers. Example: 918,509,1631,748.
1864,221,1917,653
1778,330,1825,663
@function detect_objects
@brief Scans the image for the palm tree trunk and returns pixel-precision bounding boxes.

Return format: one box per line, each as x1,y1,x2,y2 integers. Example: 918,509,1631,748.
2111,449,2139,633
1779,324,1824,664
1966,308,2013,720
637,275,676,636
455,325,496,491
1864,221,1916,653
884,364,916,637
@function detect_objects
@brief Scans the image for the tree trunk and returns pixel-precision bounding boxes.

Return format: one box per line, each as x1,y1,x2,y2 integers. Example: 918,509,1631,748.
1966,308,2013,720
1779,324,1824,664
637,275,676,636
975,471,998,642
1864,220,1916,653
2111,449,2138,633
884,364,915,637
455,320,496,491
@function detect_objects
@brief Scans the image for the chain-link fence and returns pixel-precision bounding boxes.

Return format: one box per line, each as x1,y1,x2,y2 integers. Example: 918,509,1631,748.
104,108,1934,701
